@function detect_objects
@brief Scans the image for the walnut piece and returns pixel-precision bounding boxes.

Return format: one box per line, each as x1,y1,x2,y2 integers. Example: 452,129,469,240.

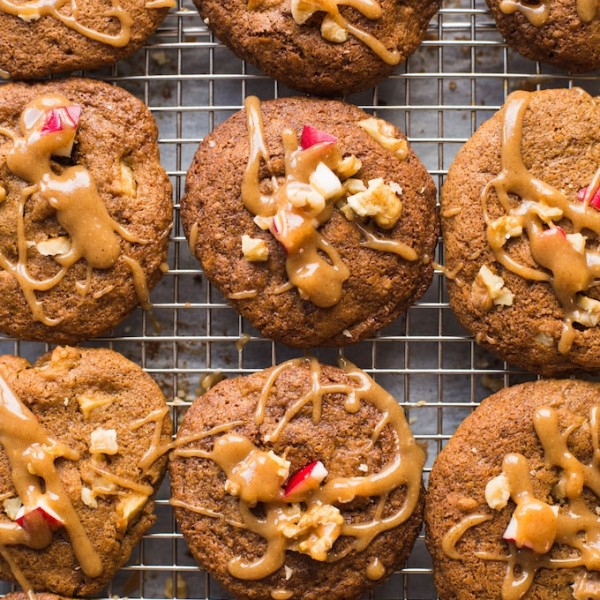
470,265,514,312
346,178,403,229
241,235,269,262
357,117,408,160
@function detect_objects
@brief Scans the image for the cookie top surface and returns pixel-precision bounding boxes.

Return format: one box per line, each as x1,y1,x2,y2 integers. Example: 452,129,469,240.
169,357,425,600
0,0,172,79
486,0,600,72
181,96,438,348
0,78,173,343
0,345,172,596
441,87,600,375
426,378,600,600
194,0,440,96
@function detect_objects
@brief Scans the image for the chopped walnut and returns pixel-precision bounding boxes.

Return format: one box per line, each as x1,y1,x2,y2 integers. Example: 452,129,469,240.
487,215,523,248
81,486,98,509
36,236,71,257
320,15,348,42
281,503,344,561
290,0,317,24
357,117,408,160
90,428,118,455
485,473,510,510
76,392,115,419
286,181,326,213
470,265,514,312
241,235,269,262
335,155,362,180
346,178,402,229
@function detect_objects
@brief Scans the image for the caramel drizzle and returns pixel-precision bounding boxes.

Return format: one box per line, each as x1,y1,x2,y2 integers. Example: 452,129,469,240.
0,371,103,582
241,96,414,308
499,0,599,25
174,357,425,581
130,406,170,474
442,405,600,600
0,93,151,326
0,0,174,49
481,89,600,353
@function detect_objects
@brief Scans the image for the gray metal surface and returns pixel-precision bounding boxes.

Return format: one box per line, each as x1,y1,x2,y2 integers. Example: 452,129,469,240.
2,0,600,598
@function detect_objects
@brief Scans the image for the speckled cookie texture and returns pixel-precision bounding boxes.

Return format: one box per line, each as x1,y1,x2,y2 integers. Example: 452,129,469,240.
0,0,170,79
441,87,600,376
0,78,172,343
486,0,600,72
426,379,600,600
195,0,440,96
170,359,425,600
0,346,172,596
181,96,438,348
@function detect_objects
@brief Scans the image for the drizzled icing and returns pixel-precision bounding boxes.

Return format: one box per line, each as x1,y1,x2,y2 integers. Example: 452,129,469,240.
499,0,599,25
480,89,600,353
0,369,103,581
240,96,415,308
0,0,175,48
0,347,172,595
173,357,425,585
442,404,600,600
0,93,151,326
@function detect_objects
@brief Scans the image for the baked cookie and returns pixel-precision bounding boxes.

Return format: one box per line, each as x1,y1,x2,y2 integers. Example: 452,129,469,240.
426,379,600,600
441,87,600,376
181,96,437,348
170,357,425,600
0,346,172,596
1,595,73,600
0,78,172,343
487,0,600,72
0,0,173,79
194,0,440,96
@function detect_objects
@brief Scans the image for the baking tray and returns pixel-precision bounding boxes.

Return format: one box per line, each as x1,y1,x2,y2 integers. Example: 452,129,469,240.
2,0,600,598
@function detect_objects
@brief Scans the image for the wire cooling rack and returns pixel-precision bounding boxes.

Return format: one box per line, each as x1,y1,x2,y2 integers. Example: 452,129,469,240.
2,1,600,598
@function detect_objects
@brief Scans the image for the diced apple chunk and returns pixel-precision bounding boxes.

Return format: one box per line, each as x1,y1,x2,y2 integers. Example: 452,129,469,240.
309,162,343,200
90,427,119,455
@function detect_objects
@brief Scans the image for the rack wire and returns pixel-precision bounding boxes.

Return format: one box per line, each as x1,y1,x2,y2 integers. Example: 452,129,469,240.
2,0,600,598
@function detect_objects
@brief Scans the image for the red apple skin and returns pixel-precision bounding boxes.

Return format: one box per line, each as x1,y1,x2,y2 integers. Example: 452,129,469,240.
577,186,600,210
300,125,337,149
283,460,327,502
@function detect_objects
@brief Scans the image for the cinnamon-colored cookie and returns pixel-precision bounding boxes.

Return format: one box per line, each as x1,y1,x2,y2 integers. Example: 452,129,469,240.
0,346,172,596
0,78,172,343
170,358,425,600
426,379,600,600
441,87,600,375
194,0,440,96
487,0,600,72
181,96,438,348
0,0,171,79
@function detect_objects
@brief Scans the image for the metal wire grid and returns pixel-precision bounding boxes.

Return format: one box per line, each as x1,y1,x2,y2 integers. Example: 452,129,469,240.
2,0,600,598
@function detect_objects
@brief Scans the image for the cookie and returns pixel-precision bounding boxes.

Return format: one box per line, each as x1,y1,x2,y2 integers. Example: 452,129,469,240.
181,96,437,348
441,87,600,376
0,78,172,343
425,378,600,600
170,357,425,600
0,0,173,79
194,0,440,96
0,345,172,597
486,0,600,72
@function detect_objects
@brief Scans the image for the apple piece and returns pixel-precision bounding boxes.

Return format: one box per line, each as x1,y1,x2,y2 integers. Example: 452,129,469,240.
502,500,558,554
64,105,82,128
270,208,313,254
16,503,63,530
284,460,328,502
577,185,600,210
40,105,81,158
309,162,343,201
300,125,337,149
540,225,566,239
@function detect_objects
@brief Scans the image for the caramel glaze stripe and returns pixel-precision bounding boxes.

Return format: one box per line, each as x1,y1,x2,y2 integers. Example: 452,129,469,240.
499,0,599,25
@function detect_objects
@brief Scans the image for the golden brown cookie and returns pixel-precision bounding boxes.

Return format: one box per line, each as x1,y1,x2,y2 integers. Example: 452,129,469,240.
170,357,425,600
0,346,172,596
426,379,600,600
0,78,172,343
194,0,441,96
441,87,600,375
0,0,172,79
181,96,438,348
487,0,600,72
